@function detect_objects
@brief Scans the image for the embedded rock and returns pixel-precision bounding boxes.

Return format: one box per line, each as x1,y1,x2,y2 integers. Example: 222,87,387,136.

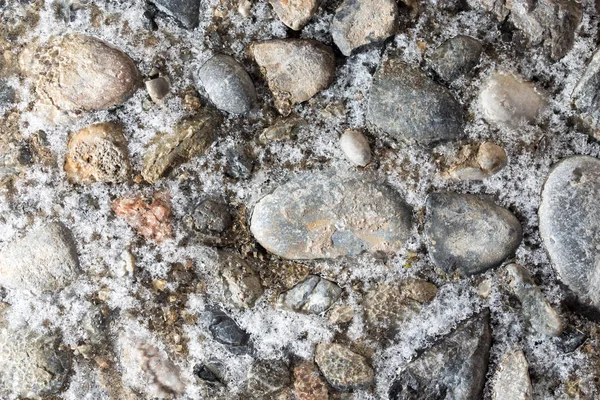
112,192,172,243
429,35,482,82
220,252,263,309
269,0,320,30
209,313,250,353
247,359,291,398
293,362,329,400
572,48,600,130
145,77,170,103
492,350,532,400
151,0,201,29
315,343,373,390
279,275,342,314
0,79,15,105
446,142,507,181
339,129,371,166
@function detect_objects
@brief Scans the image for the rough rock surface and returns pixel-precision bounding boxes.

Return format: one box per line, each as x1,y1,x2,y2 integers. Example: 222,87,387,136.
151,0,201,29
425,192,522,275
339,129,371,166
269,0,320,30
429,35,482,82
446,141,507,180
315,343,373,390
209,312,250,353
220,252,263,309
279,275,342,314
250,173,412,259
293,362,329,400
246,359,291,398
492,350,533,400
572,47,600,130
389,311,491,400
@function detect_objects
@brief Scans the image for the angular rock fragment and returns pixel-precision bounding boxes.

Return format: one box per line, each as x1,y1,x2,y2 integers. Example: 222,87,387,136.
225,147,254,179
367,56,464,144
112,192,172,243
250,173,412,259
315,343,373,390
293,362,329,400
0,222,79,293
492,350,532,400
328,305,355,324
186,198,234,246
572,48,600,130
269,0,320,30
209,312,250,354
145,77,170,103
389,311,491,400
220,252,263,309
279,275,342,314
339,129,371,166
0,79,15,105
151,0,201,29
446,141,507,180
429,35,482,82
247,359,291,398
251,39,335,115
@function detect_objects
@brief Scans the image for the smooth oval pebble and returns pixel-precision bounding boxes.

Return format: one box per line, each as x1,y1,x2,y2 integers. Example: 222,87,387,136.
250,173,412,259
339,129,371,166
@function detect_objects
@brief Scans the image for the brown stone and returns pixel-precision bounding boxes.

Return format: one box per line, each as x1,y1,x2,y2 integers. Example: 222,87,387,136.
293,362,329,400
269,0,321,30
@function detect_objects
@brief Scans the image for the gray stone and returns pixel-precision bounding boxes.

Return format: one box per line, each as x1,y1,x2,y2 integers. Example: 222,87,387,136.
389,311,491,400
572,48,600,130
151,0,200,29
506,263,563,337
259,116,304,143
367,56,464,145
315,343,373,390
209,313,250,350
192,199,233,235
220,252,263,309
250,173,412,259
492,350,532,400
339,129,371,166
225,147,253,179
0,79,15,105
425,192,522,276
539,156,600,310
279,275,342,314
269,0,320,30
145,77,170,103
429,35,482,82
0,222,80,293
247,359,291,398
331,0,398,56
198,54,257,114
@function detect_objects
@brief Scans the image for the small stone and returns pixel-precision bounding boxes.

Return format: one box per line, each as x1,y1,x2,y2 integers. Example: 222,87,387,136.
225,147,253,179
492,350,532,400
293,362,329,400
315,343,373,390
367,56,464,144
151,0,201,29
425,192,522,276
209,312,250,350
339,129,371,166
269,0,320,30
331,0,398,56
112,192,172,243
64,122,131,184
477,279,492,298
220,252,264,309
251,39,335,116
447,142,507,180
194,362,224,383
479,72,545,127
279,275,342,314
0,79,15,105
0,222,80,293
250,173,412,259
259,116,304,143
506,263,563,337
328,305,355,324
192,199,233,235
247,359,291,398
198,54,257,114
429,35,482,82
557,328,588,354
572,47,600,130
145,77,170,103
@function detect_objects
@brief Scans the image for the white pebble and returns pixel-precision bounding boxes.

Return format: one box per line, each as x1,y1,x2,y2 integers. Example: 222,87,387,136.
339,129,372,166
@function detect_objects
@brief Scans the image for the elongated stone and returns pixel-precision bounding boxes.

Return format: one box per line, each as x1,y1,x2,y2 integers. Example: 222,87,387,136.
492,350,532,400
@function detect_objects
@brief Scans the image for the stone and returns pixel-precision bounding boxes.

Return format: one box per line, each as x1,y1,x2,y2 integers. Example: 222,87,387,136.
478,72,545,127
259,116,304,143
425,192,522,276
194,363,222,383
492,350,532,400
315,343,373,390
0,222,79,293
506,263,563,337
225,147,253,179
466,0,509,20
429,35,482,82
539,156,600,311
112,192,172,243
209,313,250,352
21,34,138,112
446,142,507,180
151,0,201,29
142,109,220,183
572,48,600,130
269,0,320,30
247,359,291,398
339,129,371,166
389,311,491,400
145,77,170,103
367,56,464,145
251,39,335,116
279,275,342,314
191,199,233,235
331,0,398,56
364,279,438,330
0,79,15,105
64,122,131,184
220,252,263,309
198,54,257,114
328,305,355,324
250,173,412,259
293,362,329,400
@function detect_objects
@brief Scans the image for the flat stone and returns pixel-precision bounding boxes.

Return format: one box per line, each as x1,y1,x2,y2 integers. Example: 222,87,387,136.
339,129,371,166
293,362,329,400
572,48,600,130
0,222,80,293
367,56,464,145
151,0,201,29
250,173,412,259
389,311,491,400
315,343,373,390
279,275,342,314
331,0,398,56
492,350,532,400
198,54,257,114
247,359,291,398
539,156,600,311
269,0,320,30
425,192,522,276
328,305,355,324
220,252,263,309
251,39,335,116
191,199,233,235
429,35,482,82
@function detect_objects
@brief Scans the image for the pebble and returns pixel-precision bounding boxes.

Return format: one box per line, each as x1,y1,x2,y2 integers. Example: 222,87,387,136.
429,35,482,82
259,116,304,143
339,129,371,166
425,192,522,276
447,141,507,180
0,79,15,104
389,311,491,400
151,0,201,29
250,173,412,259
331,0,398,56
492,350,532,400
506,263,563,337
269,0,320,30
539,156,600,311
367,56,464,144
328,305,355,324
0,222,80,293
198,54,257,114
112,192,172,243
194,363,222,383
225,147,254,179
220,252,263,309
209,312,250,351
279,275,342,314
64,122,131,184
191,199,233,235
293,362,329,400
247,359,291,398
572,47,600,129
478,72,545,127
145,77,170,103
315,343,373,390
251,39,335,116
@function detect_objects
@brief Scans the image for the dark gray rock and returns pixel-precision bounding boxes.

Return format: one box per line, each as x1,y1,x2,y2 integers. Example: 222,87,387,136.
572,49,600,130
279,275,342,314
250,173,412,259
315,343,373,390
209,313,249,353
246,359,291,398
151,0,200,29
192,199,232,235
198,54,257,114
367,57,464,145
194,363,222,383
491,350,532,400
429,35,482,82
425,192,522,276
389,311,491,400
225,147,253,179
0,79,15,105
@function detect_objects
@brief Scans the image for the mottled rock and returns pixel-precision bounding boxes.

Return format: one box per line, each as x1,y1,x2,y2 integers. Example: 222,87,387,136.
328,305,355,324
0,79,15,105
492,350,532,400
0,222,79,293
220,252,263,309
198,54,257,114
389,311,491,400
251,39,335,115
466,0,509,20
151,0,200,29
145,77,170,103
247,359,291,398
425,193,522,276
340,129,371,166
315,343,373,390
446,142,507,180
572,48,600,130
279,275,342,314
293,362,329,400
367,56,464,144
429,35,482,82
331,0,398,56
112,192,172,243
225,147,253,179
250,173,412,259
269,0,320,30
64,122,130,184
191,199,233,235
506,263,563,336
209,313,250,353
259,116,304,143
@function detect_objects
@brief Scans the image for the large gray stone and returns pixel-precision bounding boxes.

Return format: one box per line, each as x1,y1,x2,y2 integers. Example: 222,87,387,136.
151,0,200,29
572,48,600,130
250,173,412,259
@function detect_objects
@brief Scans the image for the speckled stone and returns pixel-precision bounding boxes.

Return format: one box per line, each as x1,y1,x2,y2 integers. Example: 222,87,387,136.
315,343,373,390
429,35,482,81
220,252,263,309
279,275,342,314
492,350,532,400
151,0,201,29
447,142,507,181
269,0,320,30
247,359,291,398
293,362,329,400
